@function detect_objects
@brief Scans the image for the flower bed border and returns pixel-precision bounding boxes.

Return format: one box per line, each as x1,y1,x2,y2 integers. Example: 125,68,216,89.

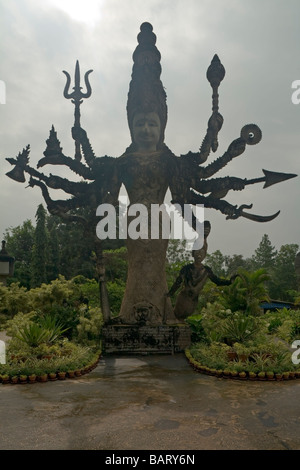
185,349,300,382
0,352,101,385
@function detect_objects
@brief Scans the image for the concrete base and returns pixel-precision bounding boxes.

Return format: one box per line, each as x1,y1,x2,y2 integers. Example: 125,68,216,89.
101,324,191,354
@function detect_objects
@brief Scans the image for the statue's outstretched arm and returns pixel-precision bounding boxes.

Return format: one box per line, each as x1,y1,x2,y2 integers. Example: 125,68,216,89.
198,124,262,179
173,190,280,223
194,175,246,199
71,126,96,168
181,55,225,165
204,265,233,286
27,177,88,224
6,143,90,196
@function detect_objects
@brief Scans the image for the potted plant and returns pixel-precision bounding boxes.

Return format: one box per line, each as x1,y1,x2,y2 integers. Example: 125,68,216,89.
56,361,67,380
282,371,290,380
233,343,250,362
275,367,283,381
38,373,48,382
8,366,20,384
258,371,266,381
1,374,10,384
28,373,37,383
48,372,57,381
35,367,48,382
75,366,82,377
18,365,33,384
226,349,237,361
266,370,275,381
19,374,28,384
248,371,257,380
57,371,67,380
238,371,247,379
65,361,77,378
229,369,238,378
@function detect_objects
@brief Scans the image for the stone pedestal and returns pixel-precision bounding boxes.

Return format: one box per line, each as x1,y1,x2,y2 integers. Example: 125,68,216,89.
101,324,191,355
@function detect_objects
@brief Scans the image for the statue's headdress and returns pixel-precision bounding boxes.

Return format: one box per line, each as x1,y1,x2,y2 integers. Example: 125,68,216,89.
127,22,167,148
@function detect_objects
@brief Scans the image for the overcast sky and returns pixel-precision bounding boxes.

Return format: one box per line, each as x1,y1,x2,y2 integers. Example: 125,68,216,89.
1,0,299,257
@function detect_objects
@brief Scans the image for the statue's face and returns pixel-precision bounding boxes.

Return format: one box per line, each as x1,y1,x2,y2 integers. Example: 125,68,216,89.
132,112,161,153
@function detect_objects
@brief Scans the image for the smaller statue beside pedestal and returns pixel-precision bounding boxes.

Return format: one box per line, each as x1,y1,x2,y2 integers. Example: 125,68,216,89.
167,221,237,320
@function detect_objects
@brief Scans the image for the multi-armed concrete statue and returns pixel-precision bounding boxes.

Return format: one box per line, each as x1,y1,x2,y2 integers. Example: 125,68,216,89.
6,23,297,328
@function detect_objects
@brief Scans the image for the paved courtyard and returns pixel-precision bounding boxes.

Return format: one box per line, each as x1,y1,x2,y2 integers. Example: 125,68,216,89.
0,353,299,451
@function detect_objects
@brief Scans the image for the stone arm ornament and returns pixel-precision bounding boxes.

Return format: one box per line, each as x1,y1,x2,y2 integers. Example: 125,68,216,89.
71,126,97,168
6,123,120,219
197,124,261,180
175,53,296,225
204,266,238,286
26,177,94,234
181,55,225,165
37,126,94,179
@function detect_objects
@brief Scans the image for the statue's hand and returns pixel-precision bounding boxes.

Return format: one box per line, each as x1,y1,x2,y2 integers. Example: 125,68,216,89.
72,126,87,142
222,203,238,217
226,203,253,220
230,177,246,191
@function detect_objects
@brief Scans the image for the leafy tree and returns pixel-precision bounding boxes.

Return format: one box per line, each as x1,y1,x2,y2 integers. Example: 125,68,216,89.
51,215,95,280
103,247,128,283
4,220,35,288
221,268,270,315
106,280,126,316
237,268,270,315
166,239,192,265
47,216,60,281
268,244,299,301
252,234,277,271
0,282,30,317
205,250,226,277
224,254,254,277
31,204,48,287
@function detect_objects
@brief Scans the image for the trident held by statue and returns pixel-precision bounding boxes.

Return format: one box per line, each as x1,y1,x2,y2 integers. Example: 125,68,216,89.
63,60,93,161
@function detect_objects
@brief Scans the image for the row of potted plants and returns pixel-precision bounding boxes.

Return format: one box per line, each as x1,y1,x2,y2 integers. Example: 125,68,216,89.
185,349,300,381
0,351,101,385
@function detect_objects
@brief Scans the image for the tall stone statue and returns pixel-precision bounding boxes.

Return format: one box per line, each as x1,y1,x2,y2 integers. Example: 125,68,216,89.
6,22,297,327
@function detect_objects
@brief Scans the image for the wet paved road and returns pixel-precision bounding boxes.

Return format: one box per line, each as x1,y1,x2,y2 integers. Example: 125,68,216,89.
0,353,299,450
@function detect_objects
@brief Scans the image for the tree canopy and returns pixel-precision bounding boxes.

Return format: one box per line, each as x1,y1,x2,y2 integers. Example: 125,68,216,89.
3,213,299,304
